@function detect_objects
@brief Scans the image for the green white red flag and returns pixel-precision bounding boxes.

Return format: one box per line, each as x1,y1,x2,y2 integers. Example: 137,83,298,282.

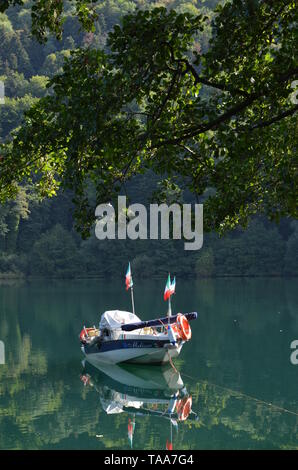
164,274,176,301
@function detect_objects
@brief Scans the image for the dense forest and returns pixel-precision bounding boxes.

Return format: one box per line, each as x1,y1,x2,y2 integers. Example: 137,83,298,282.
0,0,297,279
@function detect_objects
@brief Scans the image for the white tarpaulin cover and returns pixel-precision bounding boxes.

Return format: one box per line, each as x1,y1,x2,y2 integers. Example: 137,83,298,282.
99,310,141,330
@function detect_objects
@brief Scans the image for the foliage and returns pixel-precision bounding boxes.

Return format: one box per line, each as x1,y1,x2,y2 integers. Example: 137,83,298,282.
0,94,38,140
29,223,81,277
0,186,29,252
0,0,99,42
0,2,296,236
195,247,214,277
210,219,286,277
0,1,297,279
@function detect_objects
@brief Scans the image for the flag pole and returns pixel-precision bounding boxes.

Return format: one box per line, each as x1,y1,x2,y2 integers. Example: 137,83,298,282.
168,295,172,318
131,285,135,316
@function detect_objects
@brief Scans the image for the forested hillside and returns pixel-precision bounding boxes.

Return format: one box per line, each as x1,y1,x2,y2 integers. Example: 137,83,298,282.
0,0,297,279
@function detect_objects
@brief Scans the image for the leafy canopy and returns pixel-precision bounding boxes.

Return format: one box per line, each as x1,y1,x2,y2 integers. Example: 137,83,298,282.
0,1,297,236
0,0,98,42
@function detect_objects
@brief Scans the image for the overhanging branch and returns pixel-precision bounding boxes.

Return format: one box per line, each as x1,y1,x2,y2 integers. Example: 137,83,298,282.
250,104,298,130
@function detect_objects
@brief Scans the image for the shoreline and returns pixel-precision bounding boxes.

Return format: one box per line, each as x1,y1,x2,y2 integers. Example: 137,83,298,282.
0,274,297,281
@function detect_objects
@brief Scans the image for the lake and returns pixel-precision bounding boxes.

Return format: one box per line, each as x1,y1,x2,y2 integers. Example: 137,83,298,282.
0,278,298,450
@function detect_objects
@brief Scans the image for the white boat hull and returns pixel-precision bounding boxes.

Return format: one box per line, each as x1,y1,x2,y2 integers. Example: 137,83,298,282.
82,342,183,365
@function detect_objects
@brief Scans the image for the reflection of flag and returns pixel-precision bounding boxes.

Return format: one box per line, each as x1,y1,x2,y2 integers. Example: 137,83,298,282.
164,274,171,301
128,418,135,448
80,374,90,387
125,263,133,291
166,440,173,450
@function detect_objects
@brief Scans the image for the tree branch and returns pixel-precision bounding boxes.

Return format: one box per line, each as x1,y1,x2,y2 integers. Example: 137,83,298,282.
149,68,181,128
180,59,250,98
249,104,298,130
153,68,298,148
154,93,258,147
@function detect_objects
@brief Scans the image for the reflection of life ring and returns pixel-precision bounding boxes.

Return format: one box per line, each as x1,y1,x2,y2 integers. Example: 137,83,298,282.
176,396,192,421
176,314,191,341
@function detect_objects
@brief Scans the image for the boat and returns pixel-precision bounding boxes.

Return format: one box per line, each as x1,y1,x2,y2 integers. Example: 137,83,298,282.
79,309,198,365
79,267,197,365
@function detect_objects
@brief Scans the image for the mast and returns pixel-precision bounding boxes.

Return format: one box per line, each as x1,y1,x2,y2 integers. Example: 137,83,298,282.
131,284,135,316
168,295,172,318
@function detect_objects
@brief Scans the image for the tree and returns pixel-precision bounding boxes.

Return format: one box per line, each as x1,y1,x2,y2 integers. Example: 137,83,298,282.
0,2,297,237
0,11,13,33
195,247,214,277
0,0,99,43
0,185,29,252
26,75,49,98
0,94,37,140
0,26,33,76
29,223,80,277
211,218,285,276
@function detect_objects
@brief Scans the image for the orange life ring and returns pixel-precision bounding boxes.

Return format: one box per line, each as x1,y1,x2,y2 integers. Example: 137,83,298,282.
79,327,96,342
176,396,192,421
176,314,191,341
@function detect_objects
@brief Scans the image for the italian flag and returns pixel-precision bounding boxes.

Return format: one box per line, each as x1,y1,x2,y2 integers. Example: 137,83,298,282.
170,276,176,296
164,274,175,301
125,262,133,291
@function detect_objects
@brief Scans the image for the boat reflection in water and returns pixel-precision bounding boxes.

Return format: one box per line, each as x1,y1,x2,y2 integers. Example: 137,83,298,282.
80,356,198,449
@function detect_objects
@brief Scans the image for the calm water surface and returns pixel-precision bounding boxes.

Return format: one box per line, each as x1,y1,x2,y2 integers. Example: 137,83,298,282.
0,278,298,450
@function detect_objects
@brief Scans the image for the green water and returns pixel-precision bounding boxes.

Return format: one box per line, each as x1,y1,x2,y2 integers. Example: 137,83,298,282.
0,278,298,450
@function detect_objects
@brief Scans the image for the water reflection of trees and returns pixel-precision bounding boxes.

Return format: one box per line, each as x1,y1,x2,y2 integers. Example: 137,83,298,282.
186,381,298,449
1,347,298,449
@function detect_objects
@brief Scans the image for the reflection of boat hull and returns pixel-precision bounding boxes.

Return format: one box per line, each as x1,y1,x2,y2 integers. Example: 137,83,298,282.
84,358,184,395
82,338,183,365
81,359,195,428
